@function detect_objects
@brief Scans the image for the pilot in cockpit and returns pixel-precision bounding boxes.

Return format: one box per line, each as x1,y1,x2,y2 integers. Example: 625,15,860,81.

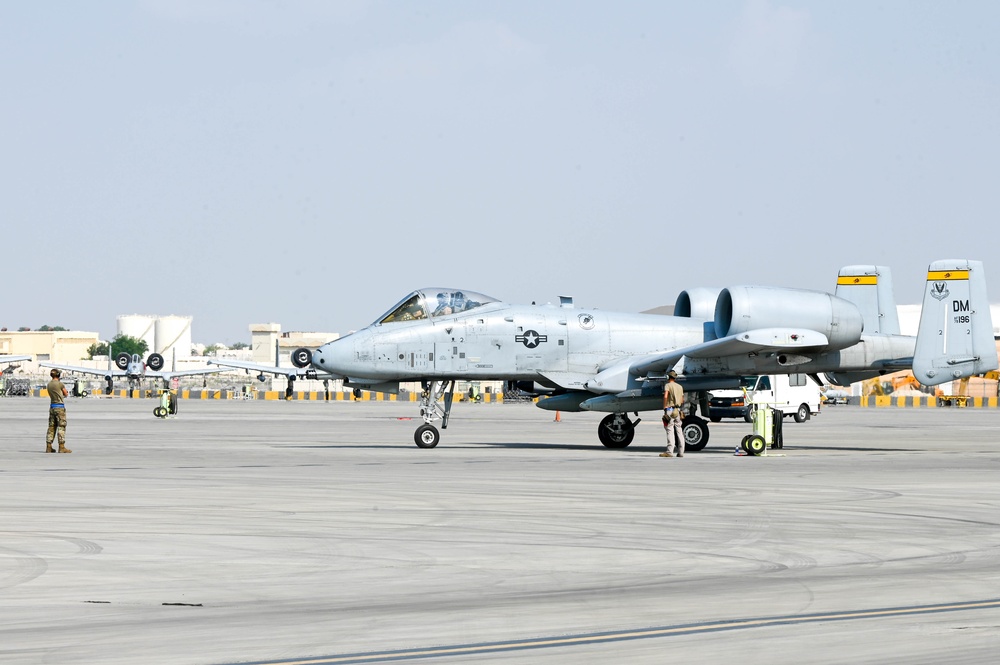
433,292,453,316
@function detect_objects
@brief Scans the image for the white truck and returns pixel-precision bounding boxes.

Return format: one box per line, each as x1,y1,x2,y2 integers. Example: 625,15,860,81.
708,374,822,423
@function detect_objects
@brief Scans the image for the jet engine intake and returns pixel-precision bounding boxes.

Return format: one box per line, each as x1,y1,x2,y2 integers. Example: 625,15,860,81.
291,348,312,368
715,286,864,350
674,288,722,320
147,353,165,371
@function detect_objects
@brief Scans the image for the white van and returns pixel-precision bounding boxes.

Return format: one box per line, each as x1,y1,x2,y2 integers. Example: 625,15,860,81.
709,374,822,423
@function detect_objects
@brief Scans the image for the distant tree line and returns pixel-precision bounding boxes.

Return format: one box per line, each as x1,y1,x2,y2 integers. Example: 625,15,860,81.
86,334,149,359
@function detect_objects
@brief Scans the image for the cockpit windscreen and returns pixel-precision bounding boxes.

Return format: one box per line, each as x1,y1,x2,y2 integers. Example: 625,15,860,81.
376,289,497,324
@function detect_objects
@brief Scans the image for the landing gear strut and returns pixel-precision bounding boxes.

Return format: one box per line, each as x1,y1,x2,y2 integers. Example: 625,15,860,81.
414,380,456,448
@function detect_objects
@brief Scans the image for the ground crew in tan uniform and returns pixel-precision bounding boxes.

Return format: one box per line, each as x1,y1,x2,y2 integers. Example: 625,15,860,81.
660,370,684,458
46,368,71,453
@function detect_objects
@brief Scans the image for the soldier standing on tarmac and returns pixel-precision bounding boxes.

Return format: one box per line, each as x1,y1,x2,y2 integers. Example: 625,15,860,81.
659,370,684,458
45,368,71,453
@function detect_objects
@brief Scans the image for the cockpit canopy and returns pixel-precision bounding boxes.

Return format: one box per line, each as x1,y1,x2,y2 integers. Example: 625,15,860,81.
376,288,498,325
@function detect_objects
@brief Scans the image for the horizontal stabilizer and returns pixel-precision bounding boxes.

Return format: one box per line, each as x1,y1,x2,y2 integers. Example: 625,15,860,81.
913,259,997,385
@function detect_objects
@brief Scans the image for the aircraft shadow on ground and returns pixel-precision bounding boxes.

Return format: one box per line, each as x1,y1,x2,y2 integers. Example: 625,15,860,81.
288,443,920,454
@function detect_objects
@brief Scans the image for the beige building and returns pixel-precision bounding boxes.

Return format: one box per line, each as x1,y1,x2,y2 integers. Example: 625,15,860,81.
250,323,338,365
0,330,100,364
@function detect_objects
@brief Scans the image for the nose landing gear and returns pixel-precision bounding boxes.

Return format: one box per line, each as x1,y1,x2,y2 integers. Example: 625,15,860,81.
413,380,456,448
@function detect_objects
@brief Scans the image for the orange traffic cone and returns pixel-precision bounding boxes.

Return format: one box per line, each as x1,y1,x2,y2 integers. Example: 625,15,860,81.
554,410,561,422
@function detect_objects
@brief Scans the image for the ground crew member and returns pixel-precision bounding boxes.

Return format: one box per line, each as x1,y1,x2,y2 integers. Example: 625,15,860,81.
46,368,71,453
660,370,684,458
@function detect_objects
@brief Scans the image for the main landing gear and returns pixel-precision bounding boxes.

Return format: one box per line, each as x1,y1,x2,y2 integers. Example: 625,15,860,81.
597,412,710,451
413,380,456,448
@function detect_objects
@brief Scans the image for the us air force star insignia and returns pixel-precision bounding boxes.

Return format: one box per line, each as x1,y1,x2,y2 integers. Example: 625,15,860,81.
578,313,595,330
516,330,547,348
930,282,949,301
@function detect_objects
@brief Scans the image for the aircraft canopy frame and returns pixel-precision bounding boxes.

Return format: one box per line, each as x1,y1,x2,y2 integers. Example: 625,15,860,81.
376,288,498,325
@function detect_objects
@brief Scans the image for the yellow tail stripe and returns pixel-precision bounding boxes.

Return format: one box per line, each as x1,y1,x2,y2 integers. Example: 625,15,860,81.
927,270,970,281
837,275,878,285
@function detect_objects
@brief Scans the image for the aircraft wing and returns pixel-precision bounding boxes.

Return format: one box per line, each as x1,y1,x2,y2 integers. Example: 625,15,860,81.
631,327,832,376
39,362,123,378
0,355,31,364
146,367,231,380
206,359,330,379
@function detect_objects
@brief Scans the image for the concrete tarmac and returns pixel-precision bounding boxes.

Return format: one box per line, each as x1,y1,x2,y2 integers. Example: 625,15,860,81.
1,398,999,664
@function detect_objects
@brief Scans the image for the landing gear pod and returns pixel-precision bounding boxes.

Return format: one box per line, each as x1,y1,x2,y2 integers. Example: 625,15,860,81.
115,353,130,370
291,348,312,368
147,353,165,371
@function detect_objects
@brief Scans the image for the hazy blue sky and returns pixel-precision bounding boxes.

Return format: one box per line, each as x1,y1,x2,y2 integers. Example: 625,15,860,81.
3,1,998,344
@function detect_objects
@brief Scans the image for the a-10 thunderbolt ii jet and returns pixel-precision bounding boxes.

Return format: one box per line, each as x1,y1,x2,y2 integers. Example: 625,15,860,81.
264,259,999,450
42,350,228,394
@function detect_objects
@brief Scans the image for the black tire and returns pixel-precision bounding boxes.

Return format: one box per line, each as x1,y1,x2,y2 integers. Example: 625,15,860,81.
153,406,167,418
415,424,440,448
291,348,312,369
598,414,634,449
115,353,130,370
147,353,165,371
682,416,710,452
710,415,722,423
740,434,752,452
168,393,178,415
743,410,753,423
746,434,766,456
794,404,810,423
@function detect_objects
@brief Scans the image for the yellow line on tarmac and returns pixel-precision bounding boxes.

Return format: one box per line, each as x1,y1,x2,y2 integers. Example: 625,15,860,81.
231,598,1000,665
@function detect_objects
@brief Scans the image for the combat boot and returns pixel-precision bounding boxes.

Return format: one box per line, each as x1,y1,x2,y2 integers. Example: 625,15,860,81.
45,444,55,453
58,445,72,454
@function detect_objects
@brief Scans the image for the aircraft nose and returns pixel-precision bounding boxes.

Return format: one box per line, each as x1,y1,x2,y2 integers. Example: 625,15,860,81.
310,341,347,378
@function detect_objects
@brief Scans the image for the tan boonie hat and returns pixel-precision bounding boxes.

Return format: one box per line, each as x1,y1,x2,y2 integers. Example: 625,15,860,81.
667,370,678,379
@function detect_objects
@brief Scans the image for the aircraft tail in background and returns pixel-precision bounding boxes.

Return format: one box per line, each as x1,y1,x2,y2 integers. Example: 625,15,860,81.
834,265,900,335
913,259,997,386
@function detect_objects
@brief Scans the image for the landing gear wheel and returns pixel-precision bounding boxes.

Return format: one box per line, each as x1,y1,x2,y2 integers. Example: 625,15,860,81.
598,414,634,449
414,424,440,448
743,434,766,456
794,404,810,423
153,406,167,418
682,416,709,452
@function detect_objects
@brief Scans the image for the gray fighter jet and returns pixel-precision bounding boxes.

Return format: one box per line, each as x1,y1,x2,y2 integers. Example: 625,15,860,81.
301,261,995,449
42,350,227,393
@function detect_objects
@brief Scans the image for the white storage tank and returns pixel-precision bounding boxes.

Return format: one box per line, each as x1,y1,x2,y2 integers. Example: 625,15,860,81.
117,315,156,352
155,315,193,360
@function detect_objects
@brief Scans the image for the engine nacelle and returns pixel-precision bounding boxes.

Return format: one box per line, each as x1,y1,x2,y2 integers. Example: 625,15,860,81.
147,353,165,371
674,288,722,320
291,348,312,368
715,286,864,350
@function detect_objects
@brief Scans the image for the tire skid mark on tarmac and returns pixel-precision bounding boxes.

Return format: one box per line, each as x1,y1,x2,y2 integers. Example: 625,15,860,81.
227,598,1000,665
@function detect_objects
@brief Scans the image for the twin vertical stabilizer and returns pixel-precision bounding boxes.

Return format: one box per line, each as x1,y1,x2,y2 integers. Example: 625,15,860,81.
913,259,997,385
834,265,900,335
